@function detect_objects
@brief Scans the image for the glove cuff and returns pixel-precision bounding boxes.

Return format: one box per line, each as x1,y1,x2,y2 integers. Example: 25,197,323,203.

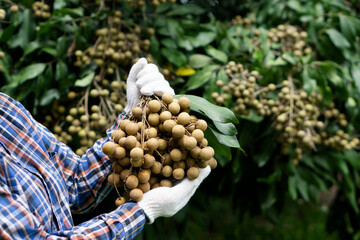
138,201,162,224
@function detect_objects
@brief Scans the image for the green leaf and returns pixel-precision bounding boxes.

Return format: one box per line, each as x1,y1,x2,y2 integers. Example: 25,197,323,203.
74,71,95,87
11,9,35,48
40,89,60,106
40,47,58,57
160,48,187,67
339,15,357,41
193,32,216,48
54,0,67,10
213,121,237,135
351,64,360,94
288,176,297,200
205,46,228,64
209,126,241,149
167,4,205,16
55,61,68,81
326,28,350,49
9,63,46,87
188,54,213,69
175,94,239,124
161,38,177,49
184,65,219,91
297,178,310,201
204,128,231,160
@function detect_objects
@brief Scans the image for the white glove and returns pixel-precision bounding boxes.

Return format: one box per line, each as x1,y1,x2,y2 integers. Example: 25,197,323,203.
124,58,175,113
138,166,211,224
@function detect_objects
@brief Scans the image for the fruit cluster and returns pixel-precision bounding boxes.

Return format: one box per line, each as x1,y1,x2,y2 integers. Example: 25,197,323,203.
231,15,255,28
0,9,5,20
125,0,177,8
213,62,359,163
102,94,217,205
32,1,51,20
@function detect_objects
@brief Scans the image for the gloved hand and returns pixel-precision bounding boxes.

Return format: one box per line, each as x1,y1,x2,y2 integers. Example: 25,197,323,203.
138,166,211,224
124,58,175,113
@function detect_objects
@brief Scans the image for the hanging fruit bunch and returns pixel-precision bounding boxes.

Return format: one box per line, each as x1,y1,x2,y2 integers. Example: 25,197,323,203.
102,94,217,206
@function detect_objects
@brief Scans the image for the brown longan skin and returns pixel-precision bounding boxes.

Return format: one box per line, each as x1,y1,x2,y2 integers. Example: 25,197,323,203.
115,197,126,207
173,168,185,180
142,154,155,168
160,179,173,187
172,125,185,139
129,188,143,202
138,169,151,183
126,122,139,135
151,161,162,174
132,107,143,118
138,182,150,193
178,97,191,109
169,102,181,115
187,167,200,180
125,175,139,189
161,165,172,177
149,100,161,113
170,149,182,162
108,173,121,187
102,142,117,156
162,93,174,104
115,146,126,159
125,136,137,150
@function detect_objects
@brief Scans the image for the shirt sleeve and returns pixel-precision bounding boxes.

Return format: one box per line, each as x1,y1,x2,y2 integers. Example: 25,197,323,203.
0,144,145,240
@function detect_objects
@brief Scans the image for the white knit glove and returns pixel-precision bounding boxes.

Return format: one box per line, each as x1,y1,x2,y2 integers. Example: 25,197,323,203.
138,166,211,224
124,58,175,113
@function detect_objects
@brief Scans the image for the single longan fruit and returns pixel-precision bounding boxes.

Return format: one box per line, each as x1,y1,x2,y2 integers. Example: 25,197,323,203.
197,160,209,168
138,169,151,183
158,139,167,151
169,102,181,115
120,169,131,181
172,125,185,139
126,175,139,189
170,149,182,162
112,162,123,173
199,146,215,161
177,112,190,125
187,124,195,132
118,157,130,167
125,122,139,135
162,153,172,165
152,183,161,189
145,127,157,139
208,157,218,169
162,165,172,177
149,100,161,113
115,197,126,207
148,113,160,126
102,142,117,156
138,182,150,193
149,176,158,186
160,111,172,122
143,154,155,168
146,138,159,152
196,119,207,131
137,121,143,131
181,150,187,160
178,97,190,109
111,129,126,143
192,129,204,143
132,107,143,118
201,138,208,146
187,167,200,180
160,179,173,187
130,147,143,161
118,137,126,147
173,168,185,180
173,161,185,169
115,146,126,159
130,188,143,202
162,93,173,104
125,136,137,149
130,158,143,167
151,161,162,174
108,173,121,187
185,157,196,168
120,119,130,131
184,136,197,150
163,119,177,132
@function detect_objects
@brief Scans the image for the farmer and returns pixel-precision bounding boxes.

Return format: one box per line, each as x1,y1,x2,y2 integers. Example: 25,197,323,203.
0,58,211,239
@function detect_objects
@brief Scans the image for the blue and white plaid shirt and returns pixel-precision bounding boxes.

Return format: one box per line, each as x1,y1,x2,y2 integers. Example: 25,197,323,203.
0,93,145,239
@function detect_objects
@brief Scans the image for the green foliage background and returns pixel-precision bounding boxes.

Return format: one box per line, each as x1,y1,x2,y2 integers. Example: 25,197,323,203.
1,0,360,239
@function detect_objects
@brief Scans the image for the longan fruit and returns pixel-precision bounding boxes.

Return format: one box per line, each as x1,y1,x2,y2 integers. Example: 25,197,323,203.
125,122,139,135
102,142,117,156
169,102,181,115
173,161,185,169
111,129,126,143
170,149,182,162
138,182,150,193
145,127,157,139
160,111,172,122
187,167,200,180
152,183,161,189
163,120,177,132
138,169,151,183
190,146,201,158
115,146,126,159
162,153,172,165
129,188,143,202
173,168,185,180
177,112,190,125
118,137,126,147
132,107,142,118
108,173,121,187
130,147,143,161
192,129,204,143
149,176,158,186
115,197,126,207
130,158,143,167
125,136,137,149
118,157,130,167
143,154,155,168
185,157,196,168
172,125,185,139
151,161,162,174
126,175,139,189
162,93,173,104
149,100,161,113
184,136,197,150
162,165,172,177
196,120,207,131
197,160,209,168
112,162,123,173
199,146,214,161
158,139,167,151
201,138,208,146
148,113,160,126
120,119,130,131
160,179,173,187
146,138,159,152
208,158,218,169
178,97,190,109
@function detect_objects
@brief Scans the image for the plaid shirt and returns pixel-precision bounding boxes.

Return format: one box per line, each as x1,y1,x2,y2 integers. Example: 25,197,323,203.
0,93,145,239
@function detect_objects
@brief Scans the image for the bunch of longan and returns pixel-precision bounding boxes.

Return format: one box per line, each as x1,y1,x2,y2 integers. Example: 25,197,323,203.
102,94,217,205
32,1,51,20
125,0,177,8
231,15,255,28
